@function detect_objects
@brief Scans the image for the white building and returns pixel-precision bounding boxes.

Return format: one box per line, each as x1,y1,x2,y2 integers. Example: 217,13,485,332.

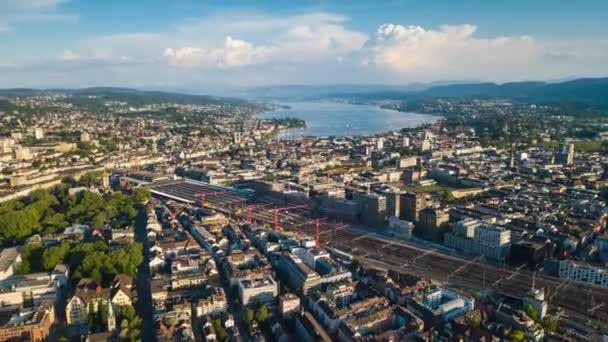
196,288,228,317
388,217,414,239
34,128,44,140
558,260,608,288
445,220,511,262
0,247,21,281
237,275,278,306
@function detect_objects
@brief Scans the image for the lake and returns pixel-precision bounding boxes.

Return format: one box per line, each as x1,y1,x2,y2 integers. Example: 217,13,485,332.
257,101,439,138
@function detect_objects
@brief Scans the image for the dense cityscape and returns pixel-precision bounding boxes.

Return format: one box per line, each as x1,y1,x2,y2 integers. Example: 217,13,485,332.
2,1,608,342
0,81,607,342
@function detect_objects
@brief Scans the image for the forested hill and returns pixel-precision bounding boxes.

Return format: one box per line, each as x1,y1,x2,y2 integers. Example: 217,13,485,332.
0,87,251,106
419,78,608,109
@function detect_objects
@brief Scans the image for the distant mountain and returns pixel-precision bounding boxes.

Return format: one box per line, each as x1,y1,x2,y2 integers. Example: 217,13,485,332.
246,81,481,100
0,87,251,106
417,77,608,109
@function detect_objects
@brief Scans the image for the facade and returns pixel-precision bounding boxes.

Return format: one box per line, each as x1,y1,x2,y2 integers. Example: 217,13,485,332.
34,128,44,140
355,193,387,229
388,217,414,239
385,192,400,218
444,220,511,262
196,288,228,317
279,293,300,316
0,247,21,281
399,192,426,222
0,302,55,342
277,253,321,295
558,260,608,288
417,208,449,242
237,275,278,306
554,143,574,165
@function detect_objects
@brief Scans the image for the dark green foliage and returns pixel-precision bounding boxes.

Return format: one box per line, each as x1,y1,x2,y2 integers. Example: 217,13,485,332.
18,240,143,286
212,318,228,342
132,187,151,203
0,184,139,244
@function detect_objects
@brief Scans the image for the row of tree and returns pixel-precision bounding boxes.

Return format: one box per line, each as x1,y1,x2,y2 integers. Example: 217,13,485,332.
17,240,143,286
0,181,148,244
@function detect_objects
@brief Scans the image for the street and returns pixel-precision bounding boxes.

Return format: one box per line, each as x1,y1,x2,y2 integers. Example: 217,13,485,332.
135,208,156,342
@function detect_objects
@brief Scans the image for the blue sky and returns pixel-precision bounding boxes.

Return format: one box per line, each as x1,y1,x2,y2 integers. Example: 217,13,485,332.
1,0,608,92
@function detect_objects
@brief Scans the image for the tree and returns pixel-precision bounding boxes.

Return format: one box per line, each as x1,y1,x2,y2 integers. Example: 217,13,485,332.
542,317,557,332
255,305,269,323
132,187,151,203
508,329,526,342
245,309,255,324
525,304,539,322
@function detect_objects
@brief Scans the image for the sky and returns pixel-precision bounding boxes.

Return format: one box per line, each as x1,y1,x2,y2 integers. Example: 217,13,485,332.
1,0,608,93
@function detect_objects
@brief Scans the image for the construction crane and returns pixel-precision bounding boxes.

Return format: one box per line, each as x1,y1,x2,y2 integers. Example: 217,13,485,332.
269,204,309,230
247,203,270,224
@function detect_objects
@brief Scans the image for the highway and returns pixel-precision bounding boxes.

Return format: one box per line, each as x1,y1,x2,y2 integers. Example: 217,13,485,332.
149,180,608,329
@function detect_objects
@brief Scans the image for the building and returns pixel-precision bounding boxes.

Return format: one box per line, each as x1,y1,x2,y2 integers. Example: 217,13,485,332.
276,253,321,295
34,128,44,140
355,193,387,229
595,235,608,262
12,145,32,160
196,287,228,317
558,260,608,288
66,279,109,325
554,143,574,165
385,192,400,218
0,248,21,281
237,275,278,306
80,131,91,142
412,287,474,323
388,217,414,239
0,302,55,342
444,220,511,262
416,208,449,242
279,293,300,316
295,311,332,342
399,192,426,222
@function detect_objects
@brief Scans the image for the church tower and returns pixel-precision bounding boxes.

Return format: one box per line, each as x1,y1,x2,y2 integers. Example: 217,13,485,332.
107,300,116,332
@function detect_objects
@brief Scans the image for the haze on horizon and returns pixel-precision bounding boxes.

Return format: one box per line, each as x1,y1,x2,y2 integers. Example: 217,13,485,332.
2,0,608,93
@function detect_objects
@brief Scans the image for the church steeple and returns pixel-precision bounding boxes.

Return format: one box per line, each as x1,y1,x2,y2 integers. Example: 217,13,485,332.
107,300,116,332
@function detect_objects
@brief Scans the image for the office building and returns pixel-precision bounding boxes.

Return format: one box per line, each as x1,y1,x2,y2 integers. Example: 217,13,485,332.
416,208,449,242
355,192,387,229
237,275,278,306
554,143,574,165
399,192,427,222
558,260,608,288
444,220,511,262
385,191,400,218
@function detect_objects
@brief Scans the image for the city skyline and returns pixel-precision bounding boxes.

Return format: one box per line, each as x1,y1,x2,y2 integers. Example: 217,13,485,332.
2,0,608,91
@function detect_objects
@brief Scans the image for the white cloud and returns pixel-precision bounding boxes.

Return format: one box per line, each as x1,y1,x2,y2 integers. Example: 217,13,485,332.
162,12,367,69
2,10,608,89
362,23,543,80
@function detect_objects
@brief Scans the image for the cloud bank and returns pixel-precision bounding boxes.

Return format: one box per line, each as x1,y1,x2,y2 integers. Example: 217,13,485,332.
1,10,607,89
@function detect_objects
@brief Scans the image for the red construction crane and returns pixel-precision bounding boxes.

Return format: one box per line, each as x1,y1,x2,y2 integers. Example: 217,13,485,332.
244,203,272,224
270,204,309,230
168,208,183,227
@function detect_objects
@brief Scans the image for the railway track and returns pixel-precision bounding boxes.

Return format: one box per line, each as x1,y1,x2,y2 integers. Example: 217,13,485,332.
151,182,608,326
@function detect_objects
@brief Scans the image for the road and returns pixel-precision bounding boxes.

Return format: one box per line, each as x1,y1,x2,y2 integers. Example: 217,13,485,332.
135,207,156,342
